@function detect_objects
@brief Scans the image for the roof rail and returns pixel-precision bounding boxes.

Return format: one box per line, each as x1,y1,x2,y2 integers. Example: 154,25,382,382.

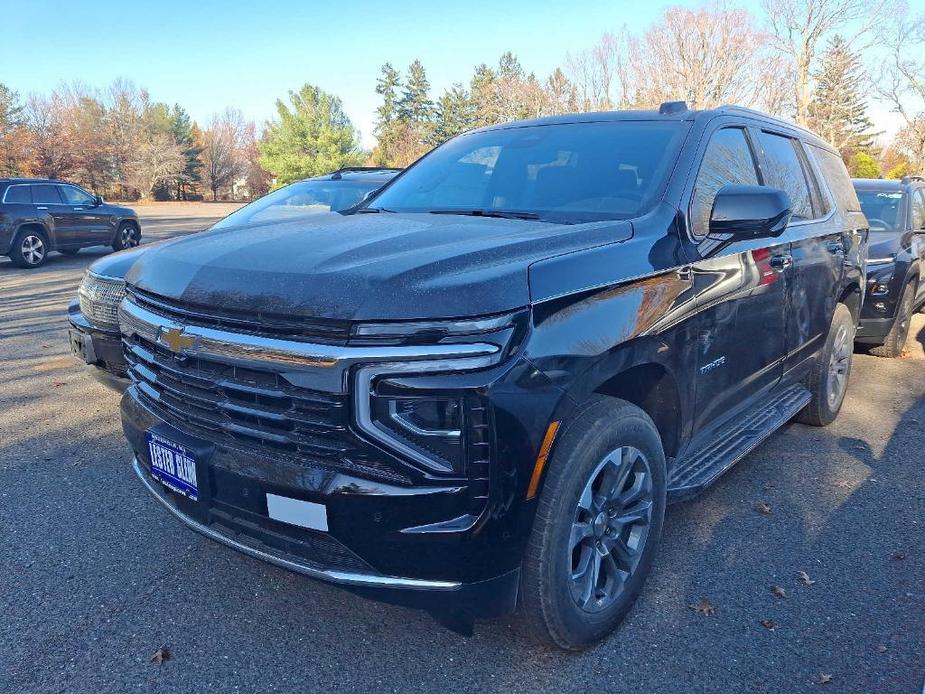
658,101,688,115
901,175,925,184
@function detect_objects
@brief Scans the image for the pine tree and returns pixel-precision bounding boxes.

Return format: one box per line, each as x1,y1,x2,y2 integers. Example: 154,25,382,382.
848,151,880,178
397,60,433,124
469,64,498,128
430,84,476,145
169,104,202,199
807,36,876,158
371,63,402,166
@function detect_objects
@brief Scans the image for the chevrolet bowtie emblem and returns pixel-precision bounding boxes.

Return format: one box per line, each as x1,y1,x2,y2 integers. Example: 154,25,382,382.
159,327,195,353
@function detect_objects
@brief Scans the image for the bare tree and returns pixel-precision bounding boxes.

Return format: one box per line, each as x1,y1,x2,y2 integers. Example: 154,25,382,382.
128,132,184,199
762,0,870,124
24,93,72,179
200,109,247,201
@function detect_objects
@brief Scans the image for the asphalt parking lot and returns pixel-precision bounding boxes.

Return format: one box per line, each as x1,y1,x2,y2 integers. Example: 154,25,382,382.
1,205,923,693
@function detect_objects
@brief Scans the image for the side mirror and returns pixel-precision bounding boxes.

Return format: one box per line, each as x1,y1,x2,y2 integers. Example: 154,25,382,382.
94,195,103,206
709,185,792,239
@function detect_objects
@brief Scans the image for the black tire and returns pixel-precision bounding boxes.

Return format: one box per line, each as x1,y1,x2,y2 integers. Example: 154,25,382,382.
112,221,140,252
798,303,854,426
59,248,80,256
869,283,914,358
520,396,667,650
9,228,50,268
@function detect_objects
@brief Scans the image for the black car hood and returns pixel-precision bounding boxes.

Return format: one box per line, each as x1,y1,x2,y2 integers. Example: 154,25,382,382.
868,232,902,260
125,213,633,320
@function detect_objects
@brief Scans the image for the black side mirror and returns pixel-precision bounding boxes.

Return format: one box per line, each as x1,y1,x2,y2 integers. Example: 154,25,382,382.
94,195,103,206
709,185,792,240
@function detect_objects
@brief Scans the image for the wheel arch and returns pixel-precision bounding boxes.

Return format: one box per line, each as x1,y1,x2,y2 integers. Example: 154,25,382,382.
838,282,862,324
14,221,55,248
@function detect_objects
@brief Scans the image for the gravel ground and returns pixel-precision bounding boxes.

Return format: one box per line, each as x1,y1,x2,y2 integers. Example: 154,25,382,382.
1,206,923,692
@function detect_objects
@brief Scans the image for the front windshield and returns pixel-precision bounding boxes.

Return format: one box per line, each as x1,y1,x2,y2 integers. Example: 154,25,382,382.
368,121,686,223
856,190,903,231
212,178,384,230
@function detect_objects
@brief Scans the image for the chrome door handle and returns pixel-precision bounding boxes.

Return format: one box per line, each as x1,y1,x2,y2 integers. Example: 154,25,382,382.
36,206,48,210
73,207,84,211
769,254,793,272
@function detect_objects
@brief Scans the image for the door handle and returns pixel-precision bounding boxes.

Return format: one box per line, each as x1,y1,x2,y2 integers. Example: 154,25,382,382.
73,207,84,211
826,240,844,254
769,254,793,272
36,206,48,210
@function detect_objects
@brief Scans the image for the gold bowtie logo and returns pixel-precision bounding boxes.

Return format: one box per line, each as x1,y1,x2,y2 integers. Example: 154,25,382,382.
160,327,195,353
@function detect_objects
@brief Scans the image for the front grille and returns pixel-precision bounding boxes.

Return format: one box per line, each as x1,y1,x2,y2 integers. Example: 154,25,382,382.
124,332,411,485
78,273,126,330
128,286,352,344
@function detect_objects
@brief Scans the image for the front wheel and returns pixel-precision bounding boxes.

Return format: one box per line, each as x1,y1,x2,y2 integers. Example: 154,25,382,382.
519,396,666,650
798,303,854,426
112,222,140,251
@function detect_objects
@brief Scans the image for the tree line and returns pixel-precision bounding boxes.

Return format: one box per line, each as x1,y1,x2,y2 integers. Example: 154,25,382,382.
0,0,923,201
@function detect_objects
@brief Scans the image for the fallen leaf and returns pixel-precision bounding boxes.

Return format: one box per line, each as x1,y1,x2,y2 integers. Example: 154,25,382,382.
815,674,833,685
690,598,715,616
877,645,887,653
53,381,66,388
753,501,772,515
770,585,787,599
798,571,816,586
891,551,907,561
150,646,171,665
760,618,776,631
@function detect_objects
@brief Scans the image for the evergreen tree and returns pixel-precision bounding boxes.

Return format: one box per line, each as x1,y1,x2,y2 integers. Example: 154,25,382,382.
258,84,365,185
371,63,402,166
397,60,433,124
807,36,876,158
430,84,476,145
469,64,499,128
848,151,880,178
169,104,202,199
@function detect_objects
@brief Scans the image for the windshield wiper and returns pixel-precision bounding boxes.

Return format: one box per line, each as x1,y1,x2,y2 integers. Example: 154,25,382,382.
356,206,397,213
429,208,541,220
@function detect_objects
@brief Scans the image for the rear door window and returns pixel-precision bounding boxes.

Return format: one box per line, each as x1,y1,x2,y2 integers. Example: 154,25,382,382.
32,184,64,204
757,132,814,221
690,127,760,237
913,189,925,231
3,185,31,203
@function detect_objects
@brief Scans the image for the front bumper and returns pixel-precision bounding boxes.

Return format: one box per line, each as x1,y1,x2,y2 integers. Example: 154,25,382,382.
121,387,522,618
67,302,129,390
855,316,895,344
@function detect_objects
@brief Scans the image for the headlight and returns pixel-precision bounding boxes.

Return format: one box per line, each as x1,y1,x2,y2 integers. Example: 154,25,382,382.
78,272,126,330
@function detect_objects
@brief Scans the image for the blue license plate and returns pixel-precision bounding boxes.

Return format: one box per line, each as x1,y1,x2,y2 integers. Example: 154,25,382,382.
146,431,199,500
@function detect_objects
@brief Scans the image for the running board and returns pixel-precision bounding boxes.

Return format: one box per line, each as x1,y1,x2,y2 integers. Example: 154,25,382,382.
667,384,811,502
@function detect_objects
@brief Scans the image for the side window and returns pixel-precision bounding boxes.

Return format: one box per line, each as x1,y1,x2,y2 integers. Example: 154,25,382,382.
757,131,813,221
3,185,31,203
32,184,63,204
59,185,95,206
691,127,759,237
913,189,925,231
807,144,862,214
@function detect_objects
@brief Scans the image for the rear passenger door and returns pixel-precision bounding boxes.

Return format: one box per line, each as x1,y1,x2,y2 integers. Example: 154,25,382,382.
686,125,790,436
31,183,78,244
755,131,844,373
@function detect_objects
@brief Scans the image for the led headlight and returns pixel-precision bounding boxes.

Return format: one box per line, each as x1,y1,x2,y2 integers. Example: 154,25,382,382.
78,272,126,330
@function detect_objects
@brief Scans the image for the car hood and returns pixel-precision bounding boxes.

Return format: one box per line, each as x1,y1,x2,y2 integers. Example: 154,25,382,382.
87,240,170,279
867,232,903,261
125,213,633,320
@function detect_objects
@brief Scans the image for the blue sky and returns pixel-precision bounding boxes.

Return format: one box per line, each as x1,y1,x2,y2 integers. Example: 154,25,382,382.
1,0,898,146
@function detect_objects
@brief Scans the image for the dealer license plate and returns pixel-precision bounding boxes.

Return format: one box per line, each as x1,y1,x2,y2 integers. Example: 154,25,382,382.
145,431,199,500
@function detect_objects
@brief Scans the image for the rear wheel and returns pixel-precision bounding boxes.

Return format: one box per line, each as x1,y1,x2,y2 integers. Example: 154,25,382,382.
870,283,914,358
520,396,666,650
112,221,140,251
798,303,854,426
9,228,50,268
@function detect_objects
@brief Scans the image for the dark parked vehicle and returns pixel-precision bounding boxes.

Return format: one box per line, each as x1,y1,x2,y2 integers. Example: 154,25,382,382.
853,176,925,357
67,168,401,388
117,104,866,649
0,178,140,268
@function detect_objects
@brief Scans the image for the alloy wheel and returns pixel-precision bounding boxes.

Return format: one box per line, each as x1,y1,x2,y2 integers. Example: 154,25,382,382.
826,323,851,408
21,235,45,265
568,445,654,613
121,226,139,248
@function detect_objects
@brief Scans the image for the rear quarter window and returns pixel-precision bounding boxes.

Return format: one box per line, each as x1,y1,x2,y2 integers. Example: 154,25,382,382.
3,185,31,203
756,131,814,221
808,144,862,214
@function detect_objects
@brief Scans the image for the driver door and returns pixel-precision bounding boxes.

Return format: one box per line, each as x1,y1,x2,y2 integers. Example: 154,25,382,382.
686,126,790,437
58,184,109,246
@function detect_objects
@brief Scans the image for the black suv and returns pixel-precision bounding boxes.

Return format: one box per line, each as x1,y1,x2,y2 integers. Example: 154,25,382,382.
117,105,866,649
853,176,925,356
0,178,140,268
66,168,400,387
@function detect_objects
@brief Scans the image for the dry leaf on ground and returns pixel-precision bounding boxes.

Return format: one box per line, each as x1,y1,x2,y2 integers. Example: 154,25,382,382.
150,646,171,665
753,501,772,515
770,585,787,599
798,571,816,586
815,674,833,685
760,619,776,631
690,598,715,616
